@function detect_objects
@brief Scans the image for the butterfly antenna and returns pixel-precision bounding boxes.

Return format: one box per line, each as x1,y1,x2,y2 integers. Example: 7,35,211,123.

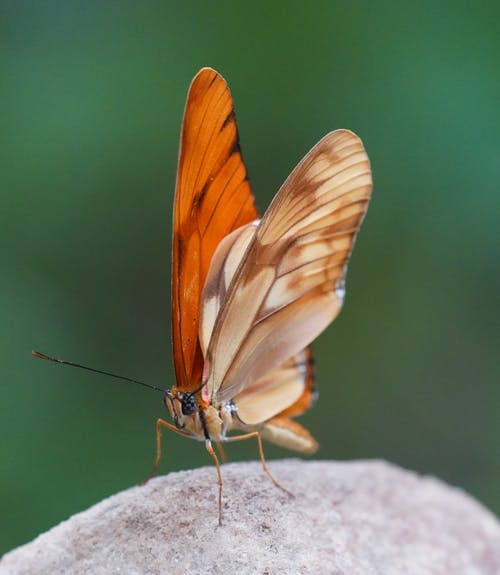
32,350,165,394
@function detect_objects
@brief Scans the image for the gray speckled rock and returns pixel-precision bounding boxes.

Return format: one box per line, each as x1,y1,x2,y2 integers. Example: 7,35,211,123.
2,460,499,575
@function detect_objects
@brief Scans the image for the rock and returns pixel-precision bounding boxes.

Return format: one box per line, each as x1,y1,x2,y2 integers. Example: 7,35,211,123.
1,460,499,574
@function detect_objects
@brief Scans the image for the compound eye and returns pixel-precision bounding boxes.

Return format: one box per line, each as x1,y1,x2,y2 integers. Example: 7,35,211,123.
181,393,198,416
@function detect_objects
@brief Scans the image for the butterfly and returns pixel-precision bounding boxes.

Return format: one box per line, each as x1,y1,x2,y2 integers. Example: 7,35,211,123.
148,67,373,523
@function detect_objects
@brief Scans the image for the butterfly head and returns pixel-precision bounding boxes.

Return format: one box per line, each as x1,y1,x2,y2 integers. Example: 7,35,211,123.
163,387,205,431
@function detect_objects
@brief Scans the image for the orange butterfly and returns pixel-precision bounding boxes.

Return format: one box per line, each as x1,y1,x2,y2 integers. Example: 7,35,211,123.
150,67,373,523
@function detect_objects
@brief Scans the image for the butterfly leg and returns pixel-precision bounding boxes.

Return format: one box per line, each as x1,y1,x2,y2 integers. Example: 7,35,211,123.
226,431,294,498
214,440,227,463
144,418,193,483
204,439,224,526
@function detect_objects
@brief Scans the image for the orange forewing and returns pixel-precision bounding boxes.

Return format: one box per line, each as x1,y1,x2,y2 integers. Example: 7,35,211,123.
172,68,258,392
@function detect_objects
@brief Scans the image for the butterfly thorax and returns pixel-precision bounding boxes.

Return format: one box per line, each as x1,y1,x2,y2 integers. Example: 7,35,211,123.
164,387,234,442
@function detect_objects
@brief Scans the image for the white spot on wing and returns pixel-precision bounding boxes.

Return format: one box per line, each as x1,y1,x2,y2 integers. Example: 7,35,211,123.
334,277,346,303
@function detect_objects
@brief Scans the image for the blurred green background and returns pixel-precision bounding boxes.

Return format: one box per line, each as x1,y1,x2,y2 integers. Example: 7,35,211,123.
2,0,499,554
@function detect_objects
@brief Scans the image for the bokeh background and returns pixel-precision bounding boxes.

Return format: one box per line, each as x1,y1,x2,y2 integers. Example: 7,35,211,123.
2,1,499,554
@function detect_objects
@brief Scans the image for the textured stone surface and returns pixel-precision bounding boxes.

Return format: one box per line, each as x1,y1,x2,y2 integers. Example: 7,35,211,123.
2,459,500,575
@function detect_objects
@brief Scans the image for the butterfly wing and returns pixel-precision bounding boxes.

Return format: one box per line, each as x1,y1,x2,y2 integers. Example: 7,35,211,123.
232,348,315,423
172,67,258,392
200,225,316,424
236,348,318,454
259,417,319,453
202,129,372,403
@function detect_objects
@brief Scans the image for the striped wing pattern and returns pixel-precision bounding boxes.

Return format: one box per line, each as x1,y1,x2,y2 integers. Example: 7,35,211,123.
202,130,372,403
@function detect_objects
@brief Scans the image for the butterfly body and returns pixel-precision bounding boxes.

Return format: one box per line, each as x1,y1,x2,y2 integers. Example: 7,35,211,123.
163,387,233,443
150,67,372,523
